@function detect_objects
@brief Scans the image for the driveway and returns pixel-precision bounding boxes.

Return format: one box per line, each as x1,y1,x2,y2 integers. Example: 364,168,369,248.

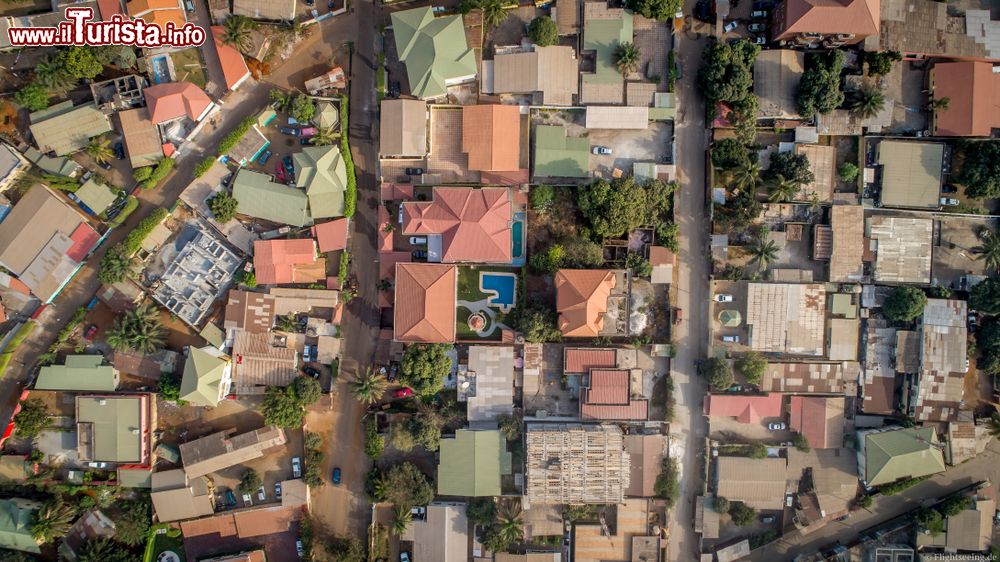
666,4,712,561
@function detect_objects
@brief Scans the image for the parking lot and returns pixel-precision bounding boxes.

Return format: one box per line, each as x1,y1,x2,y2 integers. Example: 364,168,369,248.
710,280,749,351
933,215,998,288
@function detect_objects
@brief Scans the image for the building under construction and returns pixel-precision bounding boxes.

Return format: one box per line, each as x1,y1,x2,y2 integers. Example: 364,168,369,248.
525,423,630,505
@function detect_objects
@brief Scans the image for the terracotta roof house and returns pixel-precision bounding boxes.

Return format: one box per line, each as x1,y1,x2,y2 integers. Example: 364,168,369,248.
118,108,163,168
393,262,457,343
703,393,784,424
930,61,1000,137
29,101,112,156
181,427,286,478
211,26,252,91
555,269,616,337
144,82,214,125
126,0,185,29
563,347,617,374
789,396,845,449
462,105,521,172
311,218,349,252
379,99,427,157
579,369,648,420
0,186,99,303
858,427,945,487
180,346,233,407
390,6,477,99
715,457,787,510
97,0,123,19
253,239,323,286
771,0,880,46
232,169,311,227
402,187,513,263
230,331,298,393
293,145,348,219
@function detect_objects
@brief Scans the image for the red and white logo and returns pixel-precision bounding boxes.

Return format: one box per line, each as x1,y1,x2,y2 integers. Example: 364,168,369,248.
7,7,206,48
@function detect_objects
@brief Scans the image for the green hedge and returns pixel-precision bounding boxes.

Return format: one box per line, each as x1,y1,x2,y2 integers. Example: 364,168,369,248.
338,251,349,287
6,322,36,351
194,156,216,178
218,117,257,156
141,158,176,189
110,196,139,227
340,95,357,218
0,353,13,378
123,208,170,255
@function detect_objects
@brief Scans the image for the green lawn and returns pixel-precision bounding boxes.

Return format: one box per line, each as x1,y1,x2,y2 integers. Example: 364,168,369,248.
145,527,186,562
171,48,207,89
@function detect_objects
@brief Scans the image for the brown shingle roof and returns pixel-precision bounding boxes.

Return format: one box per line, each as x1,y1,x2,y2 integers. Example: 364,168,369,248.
462,104,521,172
118,107,163,168
224,290,275,334
393,263,457,343
555,269,616,337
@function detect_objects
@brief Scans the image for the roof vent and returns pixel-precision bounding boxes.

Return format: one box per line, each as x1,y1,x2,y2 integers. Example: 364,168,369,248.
98,399,107,406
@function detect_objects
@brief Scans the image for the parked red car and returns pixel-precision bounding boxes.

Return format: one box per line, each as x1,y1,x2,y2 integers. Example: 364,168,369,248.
393,387,413,398
275,161,287,183
83,324,98,340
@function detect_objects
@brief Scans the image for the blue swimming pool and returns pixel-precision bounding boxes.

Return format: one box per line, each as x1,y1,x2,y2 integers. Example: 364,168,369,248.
151,56,171,84
480,272,517,313
511,211,526,266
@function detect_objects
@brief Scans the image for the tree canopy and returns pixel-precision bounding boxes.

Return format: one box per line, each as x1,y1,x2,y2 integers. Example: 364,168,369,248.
734,352,767,385
527,16,558,46
577,176,676,239
261,376,322,428
714,187,763,233
383,462,434,509
730,502,756,526
712,138,750,170
864,50,901,77
976,319,1000,373
698,358,733,390
13,399,50,440
400,344,453,396
111,498,150,546
766,151,814,187
209,192,239,222
13,84,49,112
627,0,682,20
971,276,1000,315
958,141,1000,199
698,39,760,105
510,305,561,343
882,286,927,322
796,50,845,118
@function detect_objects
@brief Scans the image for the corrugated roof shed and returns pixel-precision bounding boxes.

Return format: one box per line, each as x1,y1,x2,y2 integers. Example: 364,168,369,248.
746,283,826,355
401,503,469,562
715,457,787,510
232,169,311,227
828,205,865,282
29,101,112,156
861,427,945,486
230,332,298,394
76,394,148,464
877,141,944,209
525,423,629,504
868,215,933,284
828,318,860,361
437,429,511,496
35,355,118,391
119,107,163,168
623,434,664,498
181,427,286,478
795,144,835,202
75,178,117,215
761,361,860,394
465,346,515,422
915,299,967,422
584,106,649,129
379,99,427,156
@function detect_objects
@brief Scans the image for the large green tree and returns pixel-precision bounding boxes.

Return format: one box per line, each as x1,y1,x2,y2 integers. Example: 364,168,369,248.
864,50,901,77
958,141,1000,199
106,302,166,353
31,500,74,543
970,276,1000,315
972,228,1000,273
383,462,434,509
13,399,50,440
13,84,49,111
882,286,927,322
400,343,452,396
351,367,388,405
698,39,760,105
976,319,1000,373
714,187,762,232
111,499,150,546
698,358,733,390
746,228,779,271
223,15,257,54
850,84,886,120
208,192,239,222
510,305,561,343
60,46,103,79
735,352,767,385
767,151,814,187
481,0,509,29
712,138,749,170
577,176,676,239
615,42,641,78
730,502,755,526
98,245,138,285
627,0,682,20
797,50,845,118
239,468,262,494
527,15,558,46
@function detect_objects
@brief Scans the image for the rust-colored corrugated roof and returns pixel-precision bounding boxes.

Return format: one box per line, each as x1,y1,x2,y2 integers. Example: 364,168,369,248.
253,239,317,285
224,290,275,334
789,395,844,449
777,0,879,40
462,104,521,172
144,82,212,124
564,348,616,373
402,187,512,263
703,393,783,424
648,246,676,266
393,262,456,343
211,26,251,91
932,61,1000,137
119,107,163,168
555,269,616,337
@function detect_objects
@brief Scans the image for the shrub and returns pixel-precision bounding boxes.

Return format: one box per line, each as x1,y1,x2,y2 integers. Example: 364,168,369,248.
715,497,731,514
157,371,182,402
303,431,324,487
877,476,928,496
530,184,555,211
239,468,262,494
364,421,384,458
13,398,50,439
748,442,767,459
838,162,859,183
793,433,811,452
527,15,558,46
133,166,153,182
194,156,216,178
857,494,873,509
240,270,257,288
697,357,733,390
208,192,239,222
14,84,49,111
730,502,756,526
140,157,175,189
734,352,767,385
653,457,679,507
625,252,652,278
338,251,350,287
109,196,139,227
400,343,452,396
217,117,256,156
5,322,36,351
340,95,357,218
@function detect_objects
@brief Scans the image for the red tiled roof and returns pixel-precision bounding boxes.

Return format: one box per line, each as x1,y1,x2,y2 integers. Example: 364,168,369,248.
66,223,99,262
932,61,1000,137
253,239,318,285
144,82,212,124
311,218,349,253
402,187,512,263
161,143,176,157
581,398,648,420
555,269,616,337
97,0,123,19
393,263,456,343
211,26,251,91
790,396,828,448
378,252,411,309
462,104,521,172
378,206,392,252
648,246,676,266
703,393,784,424
777,0,879,40
585,369,630,404
380,183,415,201
564,348,616,374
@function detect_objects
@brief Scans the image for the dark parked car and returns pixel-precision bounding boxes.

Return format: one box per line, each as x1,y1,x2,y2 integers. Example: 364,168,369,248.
942,184,958,193
695,0,714,22
748,22,767,32
224,489,237,508
300,137,313,145
327,0,334,9
412,250,428,260
753,1,775,9
113,142,125,160
280,126,298,136
388,81,401,98
332,467,341,485
303,365,321,378
405,167,424,175
257,149,273,165
283,155,295,177
98,160,113,171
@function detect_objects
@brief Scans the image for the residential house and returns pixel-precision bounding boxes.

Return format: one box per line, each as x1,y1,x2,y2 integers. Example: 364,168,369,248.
150,469,215,522
35,355,119,392
0,142,27,193
436,429,511,497
460,346,515,422
232,169,311,227
0,498,41,554
401,503,469,562
876,141,945,210
745,283,826,356
912,299,967,422
754,50,805,119
253,239,324,286
580,2,633,105
230,331,299,394
178,505,302,560
59,509,116,561
393,262,457,343
231,0,294,21
704,393,784,424
868,215,933,285
580,369,648,421
390,7,477,100
180,427,286,478
126,0,185,30
311,219,349,253
210,26,252,91
76,394,152,465
916,492,996,552
294,145,348,219
29,101,112,156
716,540,751,562
488,46,578,106
401,187,513,264
789,396,845,449
826,205,865,283
787,447,859,518
223,289,276,340
771,0,879,46
525,424,630,505
112,103,161,168
144,82,214,125
555,269,618,338
462,105,521,172
623,434,666,498
715,457,787,510
929,61,1000,137
0,186,100,303
22,147,81,177
857,427,946,487
761,361,860,394
572,499,660,562
878,0,1000,62
75,178,118,217
179,346,233,407
379,99,427,157
564,347,618,375
533,125,589,178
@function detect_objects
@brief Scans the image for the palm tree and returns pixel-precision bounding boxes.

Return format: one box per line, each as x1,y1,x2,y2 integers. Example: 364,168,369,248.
350,368,388,405
766,173,799,203
615,42,641,78
85,137,113,164
31,500,74,543
223,15,257,54
850,84,886,120
987,413,1000,439
309,127,339,146
931,96,950,111
392,505,412,535
494,498,524,546
746,228,779,272
481,0,509,29
97,246,138,284
281,19,312,42
35,56,76,92
972,228,1000,273
107,302,166,353
78,538,118,562
732,161,762,192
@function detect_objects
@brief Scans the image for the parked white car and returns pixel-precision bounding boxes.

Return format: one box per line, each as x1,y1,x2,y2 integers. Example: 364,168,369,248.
242,493,252,506
292,457,302,478
940,197,960,207
715,294,734,302
257,486,266,501
768,422,786,430
592,146,612,155
409,236,427,245
722,335,740,343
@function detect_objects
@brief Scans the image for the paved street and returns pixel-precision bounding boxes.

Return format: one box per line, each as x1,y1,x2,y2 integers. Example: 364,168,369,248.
666,6,711,561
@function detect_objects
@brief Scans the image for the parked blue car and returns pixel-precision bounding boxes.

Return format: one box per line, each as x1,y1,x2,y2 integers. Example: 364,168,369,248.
257,149,273,165
332,467,341,485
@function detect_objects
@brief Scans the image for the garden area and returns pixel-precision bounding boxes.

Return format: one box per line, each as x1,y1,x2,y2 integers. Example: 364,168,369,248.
144,525,186,562
170,48,207,89
456,266,518,341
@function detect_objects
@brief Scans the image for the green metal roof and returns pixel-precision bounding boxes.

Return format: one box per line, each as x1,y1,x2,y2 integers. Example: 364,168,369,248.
315,101,340,130
582,11,633,87
294,145,347,219
75,179,117,215
23,147,81,177
29,101,112,156
533,125,590,178
391,7,477,99
76,396,145,463
35,355,118,391
0,499,40,554
199,323,225,349
437,429,511,497
232,169,311,227
864,427,946,487
180,347,230,407
117,467,152,488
